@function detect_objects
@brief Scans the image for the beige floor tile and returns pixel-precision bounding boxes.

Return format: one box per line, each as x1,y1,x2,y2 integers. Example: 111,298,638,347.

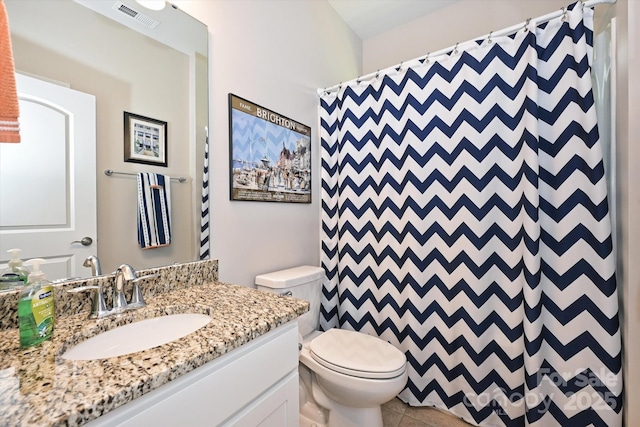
403,404,475,427
382,405,404,427
449,416,477,427
382,398,478,427
383,397,408,414
404,405,448,423
398,415,430,427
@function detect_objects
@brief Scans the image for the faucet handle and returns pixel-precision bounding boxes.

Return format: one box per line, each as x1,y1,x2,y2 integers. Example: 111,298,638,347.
68,285,110,319
128,274,158,309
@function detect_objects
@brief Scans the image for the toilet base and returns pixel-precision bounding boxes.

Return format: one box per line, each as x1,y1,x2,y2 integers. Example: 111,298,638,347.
299,401,382,427
326,402,383,427
299,364,329,427
299,400,329,427
300,412,328,427
310,371,385,427
300,360,385,427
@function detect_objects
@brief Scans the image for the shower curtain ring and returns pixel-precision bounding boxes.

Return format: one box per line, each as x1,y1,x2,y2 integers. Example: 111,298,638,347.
524,17,531,32
561,7,567,21
453,42,459,55
425,53,430,64
488,31,493,44
396,62,403,73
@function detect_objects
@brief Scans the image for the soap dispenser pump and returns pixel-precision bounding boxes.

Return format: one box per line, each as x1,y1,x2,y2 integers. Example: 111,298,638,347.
0,249,30,291
18,258,55,348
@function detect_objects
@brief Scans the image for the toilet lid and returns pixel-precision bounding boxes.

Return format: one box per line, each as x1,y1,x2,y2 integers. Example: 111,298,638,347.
308,329,406,379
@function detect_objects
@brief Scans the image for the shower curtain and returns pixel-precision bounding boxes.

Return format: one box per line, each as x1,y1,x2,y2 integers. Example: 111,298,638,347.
200,130,210,260
319,3,622,426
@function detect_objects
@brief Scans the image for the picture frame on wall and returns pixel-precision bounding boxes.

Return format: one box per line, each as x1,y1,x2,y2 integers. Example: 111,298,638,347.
124,112,168,167
228,94,312,203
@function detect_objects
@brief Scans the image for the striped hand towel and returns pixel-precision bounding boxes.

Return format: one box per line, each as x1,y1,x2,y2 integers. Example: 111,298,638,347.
137,173,171,249
0,0,20,143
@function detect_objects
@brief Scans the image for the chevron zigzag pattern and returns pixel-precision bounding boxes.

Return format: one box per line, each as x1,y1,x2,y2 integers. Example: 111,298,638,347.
200,131,210,260
319,3,621,427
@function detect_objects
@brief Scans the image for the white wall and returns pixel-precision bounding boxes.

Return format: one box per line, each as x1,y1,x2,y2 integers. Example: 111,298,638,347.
175,0,361,286
363,0,571,74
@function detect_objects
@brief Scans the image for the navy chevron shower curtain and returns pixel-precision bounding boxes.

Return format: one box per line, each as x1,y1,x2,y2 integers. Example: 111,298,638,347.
319,3,621,426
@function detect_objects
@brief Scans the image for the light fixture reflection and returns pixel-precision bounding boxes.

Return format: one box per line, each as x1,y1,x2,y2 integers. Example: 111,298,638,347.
135,0,166,11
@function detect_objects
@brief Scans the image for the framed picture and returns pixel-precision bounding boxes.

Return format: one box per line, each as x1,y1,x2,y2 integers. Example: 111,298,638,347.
124,112,168,167
229,94,312,203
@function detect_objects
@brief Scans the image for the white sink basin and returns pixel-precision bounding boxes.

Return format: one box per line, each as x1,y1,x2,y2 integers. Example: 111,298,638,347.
62,313,211,360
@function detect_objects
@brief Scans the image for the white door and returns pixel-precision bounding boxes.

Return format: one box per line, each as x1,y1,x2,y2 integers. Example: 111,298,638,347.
0,73,96,281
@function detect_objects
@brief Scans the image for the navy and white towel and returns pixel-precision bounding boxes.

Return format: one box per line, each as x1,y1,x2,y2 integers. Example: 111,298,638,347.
137,173,171,249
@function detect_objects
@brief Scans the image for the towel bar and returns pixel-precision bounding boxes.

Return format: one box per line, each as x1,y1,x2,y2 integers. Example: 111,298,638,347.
104,169,187,183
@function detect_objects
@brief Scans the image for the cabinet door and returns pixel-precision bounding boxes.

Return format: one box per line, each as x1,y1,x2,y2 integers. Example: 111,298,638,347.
85,323,299,427
222,371,299,427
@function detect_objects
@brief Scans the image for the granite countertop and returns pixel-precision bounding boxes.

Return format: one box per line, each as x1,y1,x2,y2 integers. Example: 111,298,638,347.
0,281,309,427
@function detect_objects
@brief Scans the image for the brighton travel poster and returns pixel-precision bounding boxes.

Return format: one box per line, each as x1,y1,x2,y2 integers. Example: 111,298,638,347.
229,94,312,203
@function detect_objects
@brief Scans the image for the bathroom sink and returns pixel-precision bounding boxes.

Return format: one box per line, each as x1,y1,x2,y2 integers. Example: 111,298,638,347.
62,313,211,360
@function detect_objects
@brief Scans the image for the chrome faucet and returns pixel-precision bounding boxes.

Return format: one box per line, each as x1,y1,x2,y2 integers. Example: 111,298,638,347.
113,264,137,312
68,264,158,318
83,255,102,276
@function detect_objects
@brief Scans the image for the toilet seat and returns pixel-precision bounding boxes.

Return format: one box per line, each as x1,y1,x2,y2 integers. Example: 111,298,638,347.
308,329,406,379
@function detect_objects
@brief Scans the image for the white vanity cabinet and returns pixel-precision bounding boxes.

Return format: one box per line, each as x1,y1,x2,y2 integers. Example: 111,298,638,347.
86,322,300,427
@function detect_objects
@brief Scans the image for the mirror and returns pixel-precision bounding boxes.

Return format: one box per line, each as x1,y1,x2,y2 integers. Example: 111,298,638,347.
2,0,208,280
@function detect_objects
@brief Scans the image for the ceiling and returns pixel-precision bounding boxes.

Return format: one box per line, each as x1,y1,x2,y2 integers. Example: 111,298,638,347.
327,0,459,39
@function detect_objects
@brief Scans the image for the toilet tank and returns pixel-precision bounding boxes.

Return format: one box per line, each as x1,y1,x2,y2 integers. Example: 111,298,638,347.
255,266,325,337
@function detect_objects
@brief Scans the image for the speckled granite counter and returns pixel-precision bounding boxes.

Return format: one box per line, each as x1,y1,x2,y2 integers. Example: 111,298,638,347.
0,280,309,426
0,260,221,331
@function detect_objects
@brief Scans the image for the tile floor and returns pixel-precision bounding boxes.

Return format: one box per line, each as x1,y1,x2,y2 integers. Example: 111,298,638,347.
382,398,476,427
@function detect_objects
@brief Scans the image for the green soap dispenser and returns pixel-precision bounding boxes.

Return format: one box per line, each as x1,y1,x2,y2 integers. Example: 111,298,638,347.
0,249,30,291
18,258,55,348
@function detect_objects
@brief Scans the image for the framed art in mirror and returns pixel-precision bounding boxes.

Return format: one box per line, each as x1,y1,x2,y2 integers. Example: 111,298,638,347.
124,111,168,167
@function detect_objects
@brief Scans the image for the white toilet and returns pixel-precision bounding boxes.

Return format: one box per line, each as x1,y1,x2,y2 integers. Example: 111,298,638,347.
255,266,408,427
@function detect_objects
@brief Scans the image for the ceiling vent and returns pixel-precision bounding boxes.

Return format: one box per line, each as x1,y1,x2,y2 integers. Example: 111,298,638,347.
112,1,160,29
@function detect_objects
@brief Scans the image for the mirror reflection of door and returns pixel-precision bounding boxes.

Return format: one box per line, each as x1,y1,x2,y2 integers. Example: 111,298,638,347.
0,73,97,281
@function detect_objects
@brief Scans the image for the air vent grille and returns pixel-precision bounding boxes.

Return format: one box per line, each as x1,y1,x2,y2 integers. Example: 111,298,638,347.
113,1,160,29
116,3,138,18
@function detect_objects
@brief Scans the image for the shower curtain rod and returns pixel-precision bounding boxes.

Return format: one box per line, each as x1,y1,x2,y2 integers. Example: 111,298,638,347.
318,0,616,96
